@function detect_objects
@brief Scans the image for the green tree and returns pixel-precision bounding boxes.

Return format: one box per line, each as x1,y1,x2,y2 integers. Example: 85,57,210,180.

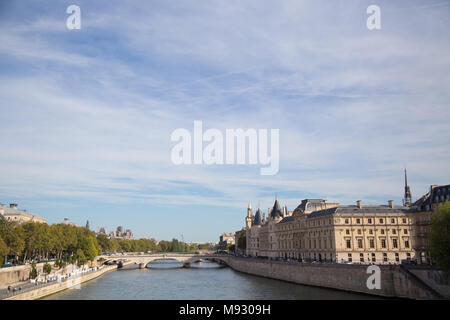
96,234,111,253
0,236,9,265
43,262,52,275
430,201,450,274
237,231,246,251
75,249,87,267
29,262,38,279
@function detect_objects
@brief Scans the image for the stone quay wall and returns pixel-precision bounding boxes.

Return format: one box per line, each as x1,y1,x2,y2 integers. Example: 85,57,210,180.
220,256,444,299
3,265,117,300
0,262,56,287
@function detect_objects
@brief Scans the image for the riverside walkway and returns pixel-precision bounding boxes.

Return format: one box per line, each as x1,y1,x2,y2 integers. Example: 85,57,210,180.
0,265,108,300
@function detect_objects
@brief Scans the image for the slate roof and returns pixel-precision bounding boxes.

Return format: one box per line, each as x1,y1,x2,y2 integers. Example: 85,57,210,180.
307,205,412,218
295,199,327,213
252,208,263,226
413,184,450,211
279,216,294,224
270,199,283,219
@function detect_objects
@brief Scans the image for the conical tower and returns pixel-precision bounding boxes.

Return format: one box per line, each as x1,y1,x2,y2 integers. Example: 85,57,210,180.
403,168,412,206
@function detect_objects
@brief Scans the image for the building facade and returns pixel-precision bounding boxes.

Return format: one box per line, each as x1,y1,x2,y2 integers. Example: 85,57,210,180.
246,199,416,264
108,226,134,240
0,203,46,224
411,184,450,264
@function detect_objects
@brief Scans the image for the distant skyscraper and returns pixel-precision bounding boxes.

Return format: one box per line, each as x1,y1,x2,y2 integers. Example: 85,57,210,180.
403,168,412,206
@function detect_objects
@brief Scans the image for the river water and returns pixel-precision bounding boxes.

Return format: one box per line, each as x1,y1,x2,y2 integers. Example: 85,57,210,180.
43,260,377,300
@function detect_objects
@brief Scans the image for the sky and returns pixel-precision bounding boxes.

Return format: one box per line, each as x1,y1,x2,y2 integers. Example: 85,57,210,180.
0,0,449,242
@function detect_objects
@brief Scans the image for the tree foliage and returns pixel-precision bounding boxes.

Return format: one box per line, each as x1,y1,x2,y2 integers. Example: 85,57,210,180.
237,231,246,250
29,262,37,279
430,201,450,275
0,219,98,266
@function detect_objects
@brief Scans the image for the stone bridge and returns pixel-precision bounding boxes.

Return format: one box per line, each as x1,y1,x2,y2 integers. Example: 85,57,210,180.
99,253,228,269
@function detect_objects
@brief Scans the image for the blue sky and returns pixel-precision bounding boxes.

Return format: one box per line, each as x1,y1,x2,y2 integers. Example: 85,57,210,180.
1,0,449,242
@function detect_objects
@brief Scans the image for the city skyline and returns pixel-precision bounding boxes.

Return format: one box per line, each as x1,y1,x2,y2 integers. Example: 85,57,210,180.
1,0,450,242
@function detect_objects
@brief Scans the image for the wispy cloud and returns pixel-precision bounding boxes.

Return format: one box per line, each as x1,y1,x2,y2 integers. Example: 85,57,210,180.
0,0,449,240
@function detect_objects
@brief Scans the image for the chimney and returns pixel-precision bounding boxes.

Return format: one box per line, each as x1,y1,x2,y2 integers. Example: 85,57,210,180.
388,200,394,208
356,200,362,209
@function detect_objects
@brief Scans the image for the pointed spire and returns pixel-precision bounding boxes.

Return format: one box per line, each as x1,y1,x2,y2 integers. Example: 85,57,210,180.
403,168,412,206
270,198,283,219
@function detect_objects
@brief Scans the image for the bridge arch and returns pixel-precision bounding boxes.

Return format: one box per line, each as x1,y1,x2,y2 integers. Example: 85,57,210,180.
100,254,229,269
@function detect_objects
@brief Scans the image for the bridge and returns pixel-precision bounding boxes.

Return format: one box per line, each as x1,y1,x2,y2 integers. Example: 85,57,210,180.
99,253,228,269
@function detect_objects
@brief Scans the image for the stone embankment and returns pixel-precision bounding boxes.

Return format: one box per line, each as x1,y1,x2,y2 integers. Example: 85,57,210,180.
2,265,117,300
220,256,449,299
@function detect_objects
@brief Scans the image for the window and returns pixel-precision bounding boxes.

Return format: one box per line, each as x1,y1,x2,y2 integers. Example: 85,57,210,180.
402,218,406,223
393,239,398,248
381,229,385,235
395,253,399,262
391,218,395,223
369,239,375,248
368,218,372,224
404,229,408,234
356,218,361,224
392,229,396,234
371,253,376,262
346,229,350,235
345,219,349,224
383,253,388,262
369,229,373,235
357,229,362,235
346,239,351,249
348,253,352,262
379,219,384,223
381,239,386,248
358,239,363,248
405,240,410,248
360,253,364,262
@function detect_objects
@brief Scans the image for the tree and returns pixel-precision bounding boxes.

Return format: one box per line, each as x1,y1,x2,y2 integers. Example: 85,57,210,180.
430,201,450,275
43,262,52,275
237,231,246,251
29,262,38,279
0,236,9,265
96,234,111,253
75,249,87,267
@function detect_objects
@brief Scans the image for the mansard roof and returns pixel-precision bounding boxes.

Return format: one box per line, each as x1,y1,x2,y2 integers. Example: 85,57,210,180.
270,199,283,219
279,216,294,224
252,208,263,226
413,184,450,211
295,199,327,213
307,205,412,218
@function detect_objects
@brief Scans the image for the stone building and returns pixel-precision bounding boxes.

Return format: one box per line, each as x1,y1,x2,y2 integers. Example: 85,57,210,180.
218,232,235,250
0,203,46,224
234,228,246,254
411,184,450,264
109,226,134,240
245,198,416,264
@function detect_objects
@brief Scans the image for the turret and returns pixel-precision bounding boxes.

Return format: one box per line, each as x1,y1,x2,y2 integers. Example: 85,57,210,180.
246,202,253,228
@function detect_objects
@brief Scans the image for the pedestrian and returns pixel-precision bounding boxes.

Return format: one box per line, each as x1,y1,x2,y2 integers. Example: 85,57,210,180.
7,285,11,294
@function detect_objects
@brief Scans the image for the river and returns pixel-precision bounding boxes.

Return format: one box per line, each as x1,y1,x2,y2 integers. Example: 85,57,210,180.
43,260,378,300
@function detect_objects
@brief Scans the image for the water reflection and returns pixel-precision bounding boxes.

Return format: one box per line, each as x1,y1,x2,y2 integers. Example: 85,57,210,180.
44,260,381,300
147,259,183,269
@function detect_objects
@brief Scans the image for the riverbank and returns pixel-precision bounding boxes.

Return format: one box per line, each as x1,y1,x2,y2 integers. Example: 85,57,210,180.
2,264,118,300
220,256,449,299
